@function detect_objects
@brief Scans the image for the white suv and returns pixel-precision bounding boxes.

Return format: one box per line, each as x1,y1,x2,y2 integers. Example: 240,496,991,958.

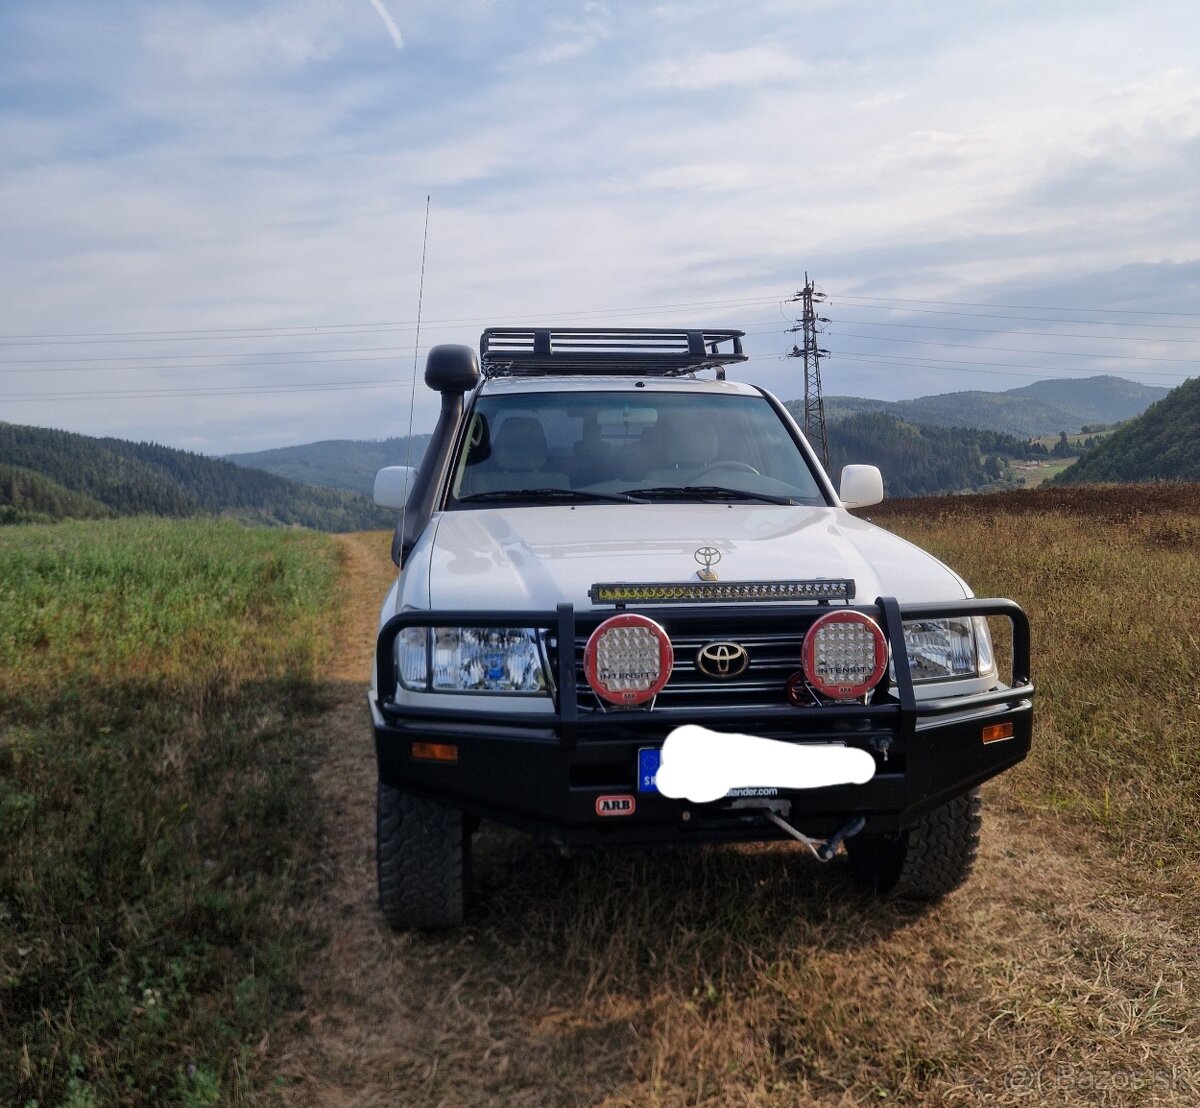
369,328,1034,928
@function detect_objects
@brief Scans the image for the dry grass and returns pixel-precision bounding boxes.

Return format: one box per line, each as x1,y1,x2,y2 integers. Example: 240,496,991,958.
872,483,1200,886
277,492,1200,1108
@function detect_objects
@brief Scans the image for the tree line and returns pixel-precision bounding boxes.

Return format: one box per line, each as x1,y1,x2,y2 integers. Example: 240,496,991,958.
824,411,1046,497
0,422,394,531
1054,377,1200,484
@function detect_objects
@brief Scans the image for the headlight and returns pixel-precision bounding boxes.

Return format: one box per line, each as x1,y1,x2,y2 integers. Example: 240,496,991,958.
902,617,990,682
395,627,548,694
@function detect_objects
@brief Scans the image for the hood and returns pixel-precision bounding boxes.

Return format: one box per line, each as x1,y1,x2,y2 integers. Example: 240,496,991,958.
412,504,969,612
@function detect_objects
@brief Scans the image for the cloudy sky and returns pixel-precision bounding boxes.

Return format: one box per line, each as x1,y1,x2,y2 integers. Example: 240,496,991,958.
2,0,1199,455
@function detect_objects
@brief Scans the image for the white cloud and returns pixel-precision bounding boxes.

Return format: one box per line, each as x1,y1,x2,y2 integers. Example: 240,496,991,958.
637,163,754,193
643,46,801,91
141,1,348,80
507,3,613,67
529,38,599,65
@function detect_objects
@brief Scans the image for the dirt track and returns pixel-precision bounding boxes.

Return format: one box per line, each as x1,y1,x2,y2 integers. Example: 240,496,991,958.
276,532,1199,1108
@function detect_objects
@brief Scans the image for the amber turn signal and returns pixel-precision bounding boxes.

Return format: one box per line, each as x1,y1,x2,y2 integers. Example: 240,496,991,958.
981,722,1014,745
411,741,459,762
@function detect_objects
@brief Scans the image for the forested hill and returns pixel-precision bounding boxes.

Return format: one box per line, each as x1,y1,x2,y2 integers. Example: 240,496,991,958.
823,375,1168,437
0,422,394,530
1052,376,1200,485
226,434,431,497
826,412,1039,497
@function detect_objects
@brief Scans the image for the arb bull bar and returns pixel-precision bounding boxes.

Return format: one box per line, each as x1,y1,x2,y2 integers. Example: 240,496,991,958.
371,598,1033,846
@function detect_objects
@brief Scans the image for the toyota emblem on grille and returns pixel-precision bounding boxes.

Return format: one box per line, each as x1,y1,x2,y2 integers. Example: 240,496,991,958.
695,641,750,679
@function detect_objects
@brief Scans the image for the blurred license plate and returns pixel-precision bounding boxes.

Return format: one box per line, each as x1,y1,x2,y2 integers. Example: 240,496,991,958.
637,747,661,793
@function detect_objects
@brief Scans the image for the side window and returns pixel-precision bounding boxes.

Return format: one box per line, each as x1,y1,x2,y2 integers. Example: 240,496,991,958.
450,412,490,498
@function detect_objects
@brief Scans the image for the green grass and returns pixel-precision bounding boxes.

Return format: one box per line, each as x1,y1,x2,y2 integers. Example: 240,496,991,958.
0,518,341,1107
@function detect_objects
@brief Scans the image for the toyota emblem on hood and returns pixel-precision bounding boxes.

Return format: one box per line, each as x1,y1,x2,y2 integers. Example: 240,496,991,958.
694,546,722,582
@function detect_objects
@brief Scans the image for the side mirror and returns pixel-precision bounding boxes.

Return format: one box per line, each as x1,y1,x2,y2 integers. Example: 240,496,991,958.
374,466,417,510
839,464,884,509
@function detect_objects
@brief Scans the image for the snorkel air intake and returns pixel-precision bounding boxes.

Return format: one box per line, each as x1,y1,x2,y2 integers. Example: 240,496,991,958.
391,344,480,566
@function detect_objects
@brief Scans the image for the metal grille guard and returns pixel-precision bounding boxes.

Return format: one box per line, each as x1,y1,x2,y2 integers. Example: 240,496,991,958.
374,598,1033,752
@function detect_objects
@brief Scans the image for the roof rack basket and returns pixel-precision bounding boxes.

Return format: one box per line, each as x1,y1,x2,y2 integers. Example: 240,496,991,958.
479,327,747,379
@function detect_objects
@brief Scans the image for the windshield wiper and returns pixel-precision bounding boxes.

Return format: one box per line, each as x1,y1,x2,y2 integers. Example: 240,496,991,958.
457,488,648,504
624,485,797,505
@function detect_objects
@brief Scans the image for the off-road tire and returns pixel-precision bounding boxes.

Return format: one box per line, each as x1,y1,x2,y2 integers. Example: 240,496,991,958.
846,788,982,900
376,781,469,929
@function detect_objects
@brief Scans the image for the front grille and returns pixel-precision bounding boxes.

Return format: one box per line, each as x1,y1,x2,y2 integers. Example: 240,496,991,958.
569,619,814,712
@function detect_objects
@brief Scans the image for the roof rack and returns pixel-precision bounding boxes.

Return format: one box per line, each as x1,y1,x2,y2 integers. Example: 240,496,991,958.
479,327,747,379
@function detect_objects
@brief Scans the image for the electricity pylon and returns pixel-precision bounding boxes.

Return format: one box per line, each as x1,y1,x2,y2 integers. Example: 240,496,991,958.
787,274,830,470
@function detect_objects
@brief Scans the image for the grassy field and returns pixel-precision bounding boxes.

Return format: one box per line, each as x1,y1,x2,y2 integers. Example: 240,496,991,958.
1010,457,1075,487
5,487,1200,1107
0,518,341,1108
279,486,1200,1108
872,483,1200,884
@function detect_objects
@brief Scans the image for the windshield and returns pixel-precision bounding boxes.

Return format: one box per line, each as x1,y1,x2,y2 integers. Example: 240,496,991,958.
446,390,828,507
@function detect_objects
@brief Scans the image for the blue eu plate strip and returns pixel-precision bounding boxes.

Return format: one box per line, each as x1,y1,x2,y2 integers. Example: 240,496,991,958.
637,747,661,793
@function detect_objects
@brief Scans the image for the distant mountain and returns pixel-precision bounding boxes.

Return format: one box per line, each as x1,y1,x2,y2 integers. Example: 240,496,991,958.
826,412,1038,497
212,375,1168,505
821,376,1169,438
0,422,393,531
226,434,431,497
1053,376,1200,485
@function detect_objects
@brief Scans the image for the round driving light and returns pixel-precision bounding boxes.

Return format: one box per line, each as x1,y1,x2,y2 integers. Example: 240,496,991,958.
583,614,673,706
801,611,888,701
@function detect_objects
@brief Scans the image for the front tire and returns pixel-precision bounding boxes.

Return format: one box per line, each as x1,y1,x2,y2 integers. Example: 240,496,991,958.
376,782,470,929
846,788,982,900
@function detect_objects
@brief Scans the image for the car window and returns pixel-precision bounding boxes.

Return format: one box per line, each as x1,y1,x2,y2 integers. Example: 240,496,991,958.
447,390,828,505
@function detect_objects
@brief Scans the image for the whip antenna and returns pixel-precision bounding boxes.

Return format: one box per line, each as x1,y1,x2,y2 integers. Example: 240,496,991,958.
400,195,431,548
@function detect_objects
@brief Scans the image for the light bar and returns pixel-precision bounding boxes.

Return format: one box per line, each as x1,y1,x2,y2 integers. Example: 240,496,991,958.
589,580,855,605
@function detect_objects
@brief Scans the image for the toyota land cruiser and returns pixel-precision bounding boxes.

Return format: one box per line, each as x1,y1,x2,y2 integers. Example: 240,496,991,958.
369,328,1034,928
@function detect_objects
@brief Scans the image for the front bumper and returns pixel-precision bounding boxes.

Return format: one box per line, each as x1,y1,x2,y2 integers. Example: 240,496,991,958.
371,597,1033,847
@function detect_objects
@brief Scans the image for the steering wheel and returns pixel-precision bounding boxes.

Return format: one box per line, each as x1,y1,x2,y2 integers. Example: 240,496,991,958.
693,460,761,479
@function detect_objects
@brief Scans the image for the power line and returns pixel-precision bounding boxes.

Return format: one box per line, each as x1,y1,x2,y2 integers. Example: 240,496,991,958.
0,354,415,376
830,316,1200,345
826,303,1200,331
2,378,414,402
826,330,1200,364
0,343,414,367
760,349,1191,382
6,291,1198,353
0,318,795,375
0,325,418,348
828,347,1193,382
0,294,786,344
829,292,1200,319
